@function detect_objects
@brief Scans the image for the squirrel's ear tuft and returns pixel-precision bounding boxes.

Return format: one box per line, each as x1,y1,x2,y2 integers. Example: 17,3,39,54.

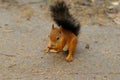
52,24,55,30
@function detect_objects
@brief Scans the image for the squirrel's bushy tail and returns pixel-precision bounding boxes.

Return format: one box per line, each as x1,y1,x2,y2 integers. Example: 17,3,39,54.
50,1,80,36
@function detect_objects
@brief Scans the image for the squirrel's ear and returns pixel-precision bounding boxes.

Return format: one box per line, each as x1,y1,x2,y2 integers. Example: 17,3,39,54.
58,26,62,34
52,24,54,30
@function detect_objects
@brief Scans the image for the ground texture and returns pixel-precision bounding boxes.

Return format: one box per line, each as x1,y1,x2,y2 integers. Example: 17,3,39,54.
0,0,120,80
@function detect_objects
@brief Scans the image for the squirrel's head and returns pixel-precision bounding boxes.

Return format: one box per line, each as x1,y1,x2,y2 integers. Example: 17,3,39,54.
49,24,63,45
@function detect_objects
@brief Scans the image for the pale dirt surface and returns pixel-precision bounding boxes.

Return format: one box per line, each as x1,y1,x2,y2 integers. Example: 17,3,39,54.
0,0,120,80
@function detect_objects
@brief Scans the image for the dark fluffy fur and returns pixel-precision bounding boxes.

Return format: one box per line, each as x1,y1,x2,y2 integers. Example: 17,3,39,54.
50,1,80,36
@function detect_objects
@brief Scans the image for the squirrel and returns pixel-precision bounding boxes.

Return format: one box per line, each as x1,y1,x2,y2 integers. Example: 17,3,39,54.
45,1,80,62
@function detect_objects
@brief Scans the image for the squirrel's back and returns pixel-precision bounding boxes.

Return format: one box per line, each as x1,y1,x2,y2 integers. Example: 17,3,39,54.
50,1,80,36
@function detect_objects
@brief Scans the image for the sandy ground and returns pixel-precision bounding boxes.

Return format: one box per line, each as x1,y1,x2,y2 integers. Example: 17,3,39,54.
0,0,120,80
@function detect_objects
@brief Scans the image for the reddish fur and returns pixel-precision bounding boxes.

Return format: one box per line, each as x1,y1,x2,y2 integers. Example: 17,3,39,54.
45,24,77,62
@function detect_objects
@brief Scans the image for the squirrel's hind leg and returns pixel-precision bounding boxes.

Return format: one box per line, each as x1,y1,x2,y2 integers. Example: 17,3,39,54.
66,37,77,62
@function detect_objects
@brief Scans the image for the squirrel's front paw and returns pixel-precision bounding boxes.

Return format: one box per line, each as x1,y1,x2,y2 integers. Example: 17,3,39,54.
44,47,50,53
66,55,73,62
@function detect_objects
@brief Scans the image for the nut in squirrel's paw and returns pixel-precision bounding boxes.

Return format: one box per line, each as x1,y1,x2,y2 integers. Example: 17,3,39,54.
44,47,58,53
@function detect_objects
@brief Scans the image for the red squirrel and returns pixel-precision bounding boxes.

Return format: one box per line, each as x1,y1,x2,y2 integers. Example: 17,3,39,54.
45,1,80,62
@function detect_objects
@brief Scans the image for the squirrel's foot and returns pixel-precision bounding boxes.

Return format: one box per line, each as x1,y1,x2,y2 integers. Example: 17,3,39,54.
66,55,73,62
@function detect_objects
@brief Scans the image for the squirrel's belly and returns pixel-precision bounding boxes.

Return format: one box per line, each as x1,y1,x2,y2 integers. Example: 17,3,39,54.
63,45,68,51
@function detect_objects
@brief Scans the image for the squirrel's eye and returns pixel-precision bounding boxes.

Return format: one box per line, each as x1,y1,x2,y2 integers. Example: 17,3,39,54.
56,37,59,40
